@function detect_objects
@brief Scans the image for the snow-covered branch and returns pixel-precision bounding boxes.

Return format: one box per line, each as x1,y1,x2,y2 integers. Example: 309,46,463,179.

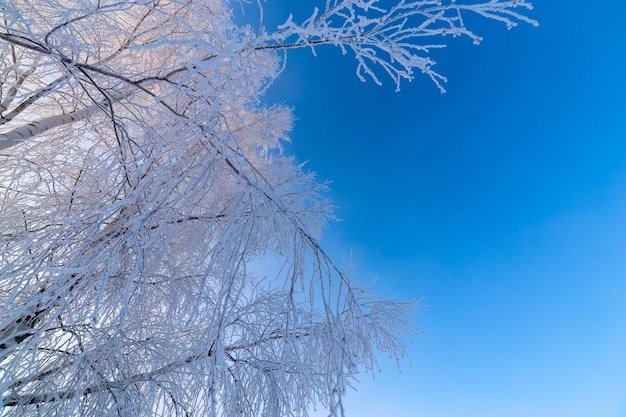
260,0,537,90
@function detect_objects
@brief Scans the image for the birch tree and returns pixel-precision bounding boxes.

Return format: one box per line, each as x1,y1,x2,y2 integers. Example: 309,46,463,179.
0,0,535,416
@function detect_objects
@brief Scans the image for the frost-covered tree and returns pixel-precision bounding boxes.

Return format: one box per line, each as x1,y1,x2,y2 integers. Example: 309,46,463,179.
0,0,535,416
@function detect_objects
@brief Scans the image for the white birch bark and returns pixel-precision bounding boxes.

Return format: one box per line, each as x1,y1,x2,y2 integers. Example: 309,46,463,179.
0,106,99,150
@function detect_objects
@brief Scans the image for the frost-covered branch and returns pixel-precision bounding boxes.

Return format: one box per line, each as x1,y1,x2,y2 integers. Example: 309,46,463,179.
259,0,537,90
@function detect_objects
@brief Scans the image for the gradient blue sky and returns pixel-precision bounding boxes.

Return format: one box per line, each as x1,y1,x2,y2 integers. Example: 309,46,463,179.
260,1,626,416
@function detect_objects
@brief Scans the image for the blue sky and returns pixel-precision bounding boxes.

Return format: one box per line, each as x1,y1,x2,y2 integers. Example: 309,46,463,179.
261,1,626,416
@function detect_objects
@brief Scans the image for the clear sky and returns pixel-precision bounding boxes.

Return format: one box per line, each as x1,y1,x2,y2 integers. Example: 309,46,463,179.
261,1,626,416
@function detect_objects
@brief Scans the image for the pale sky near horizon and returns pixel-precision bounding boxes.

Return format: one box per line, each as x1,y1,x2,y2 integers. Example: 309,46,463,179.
258,1,626,416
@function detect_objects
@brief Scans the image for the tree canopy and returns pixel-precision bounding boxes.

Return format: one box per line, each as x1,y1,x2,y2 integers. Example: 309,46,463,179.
0,1,535,415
